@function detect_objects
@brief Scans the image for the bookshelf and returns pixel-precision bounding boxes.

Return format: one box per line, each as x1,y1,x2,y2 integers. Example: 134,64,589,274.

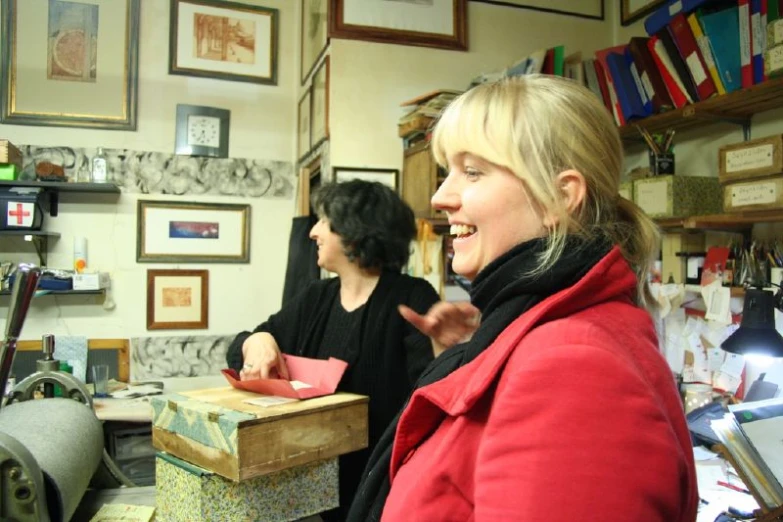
655,208,783,231
619,77,783,142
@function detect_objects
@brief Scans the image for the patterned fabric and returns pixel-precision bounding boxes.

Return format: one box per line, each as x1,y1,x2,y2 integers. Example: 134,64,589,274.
150,393,254,456
156,453,339,522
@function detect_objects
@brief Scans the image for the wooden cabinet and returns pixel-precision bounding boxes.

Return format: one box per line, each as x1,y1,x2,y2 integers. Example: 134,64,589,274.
401,141,446,219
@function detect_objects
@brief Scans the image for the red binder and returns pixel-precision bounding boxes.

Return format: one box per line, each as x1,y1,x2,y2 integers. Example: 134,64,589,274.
669,13,717,100
648,36,690,108
628,36,675,113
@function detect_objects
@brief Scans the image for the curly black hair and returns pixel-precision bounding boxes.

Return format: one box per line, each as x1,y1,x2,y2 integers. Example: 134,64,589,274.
311,179,416,271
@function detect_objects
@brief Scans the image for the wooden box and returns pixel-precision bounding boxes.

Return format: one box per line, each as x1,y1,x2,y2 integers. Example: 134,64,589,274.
156,452,338,522
633,175,722,219
0,140,22,171
718,134,783,184
150,388,368,482
402,141,445,219
723,176,783,213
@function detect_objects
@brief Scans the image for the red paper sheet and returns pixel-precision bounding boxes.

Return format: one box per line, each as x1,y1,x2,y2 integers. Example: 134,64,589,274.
221,355,348,399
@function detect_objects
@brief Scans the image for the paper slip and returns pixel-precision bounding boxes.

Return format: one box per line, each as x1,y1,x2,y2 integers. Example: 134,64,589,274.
243,396,299,408
89,504,155,522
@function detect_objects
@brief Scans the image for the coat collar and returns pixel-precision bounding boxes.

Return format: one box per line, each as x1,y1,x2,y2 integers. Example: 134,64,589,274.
414,246,637,417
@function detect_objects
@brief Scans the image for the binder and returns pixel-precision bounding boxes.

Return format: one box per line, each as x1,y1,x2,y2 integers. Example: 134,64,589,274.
739,0,754,87
626,48,653,115
648,35,691,108
592,59,614,115
751,0,767,83
628,36,675,112
656,26,701,100
699,5,742,92
645,0,717,36
687,12,726,94
669,12,717,100
595,45,628,125
583,58,605,102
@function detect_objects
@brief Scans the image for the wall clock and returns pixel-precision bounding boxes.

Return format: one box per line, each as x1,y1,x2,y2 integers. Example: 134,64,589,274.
175,104,230,158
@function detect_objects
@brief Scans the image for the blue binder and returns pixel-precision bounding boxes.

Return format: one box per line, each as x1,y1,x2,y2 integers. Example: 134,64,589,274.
606,52,648,122
699,6,742,92
645,0,722,35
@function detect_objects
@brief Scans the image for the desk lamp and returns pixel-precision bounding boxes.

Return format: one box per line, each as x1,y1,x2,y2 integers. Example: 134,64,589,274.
721,285,783,357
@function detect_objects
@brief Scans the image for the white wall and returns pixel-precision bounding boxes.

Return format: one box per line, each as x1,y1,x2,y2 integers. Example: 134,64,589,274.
0,0,300,341
328,1,616,172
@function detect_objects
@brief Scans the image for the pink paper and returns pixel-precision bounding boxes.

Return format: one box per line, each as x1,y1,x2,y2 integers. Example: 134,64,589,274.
222,355,348,399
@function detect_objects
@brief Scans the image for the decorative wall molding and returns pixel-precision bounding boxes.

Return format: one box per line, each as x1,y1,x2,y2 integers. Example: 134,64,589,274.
18,145,295,199
130,334,233,380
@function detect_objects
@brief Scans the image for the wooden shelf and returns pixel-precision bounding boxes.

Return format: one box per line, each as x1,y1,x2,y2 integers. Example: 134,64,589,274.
0,289,103,297
619,77,783,141
0,180,120,193
655,208,783,231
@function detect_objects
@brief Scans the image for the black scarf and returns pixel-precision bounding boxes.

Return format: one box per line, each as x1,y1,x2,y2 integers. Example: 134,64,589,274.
345,236,611,522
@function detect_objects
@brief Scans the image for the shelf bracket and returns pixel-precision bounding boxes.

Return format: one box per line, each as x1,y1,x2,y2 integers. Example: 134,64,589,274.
692,112,752,140
24,235,48,267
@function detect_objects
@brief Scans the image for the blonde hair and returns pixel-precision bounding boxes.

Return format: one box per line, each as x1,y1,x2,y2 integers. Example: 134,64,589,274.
431,75,659,307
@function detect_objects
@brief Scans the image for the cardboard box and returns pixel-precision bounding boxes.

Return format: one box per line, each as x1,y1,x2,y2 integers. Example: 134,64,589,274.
618,181,633,201
633,175,722,219
718,134,783,184
156,452,338,522
723,176,783,213
150,387,368,481
768,19,783,48
73,272,111,290
0,164,19,181
766,43,783,78
0,140,22,171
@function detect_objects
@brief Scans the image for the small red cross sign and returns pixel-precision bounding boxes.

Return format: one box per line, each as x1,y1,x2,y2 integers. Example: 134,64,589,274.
7,202,33,227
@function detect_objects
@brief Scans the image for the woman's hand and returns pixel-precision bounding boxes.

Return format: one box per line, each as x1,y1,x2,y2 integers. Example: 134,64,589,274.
240,332,290,381
399,301,480,357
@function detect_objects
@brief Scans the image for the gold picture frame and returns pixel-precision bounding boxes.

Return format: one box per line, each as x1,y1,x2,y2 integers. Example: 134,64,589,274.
0,0,140,130
329,0,468,51
301,0,329,85
169,0,279,85
147,269,209,330
471,0,604,20
311,56,330,150
621,0,665,26
298,88,313,163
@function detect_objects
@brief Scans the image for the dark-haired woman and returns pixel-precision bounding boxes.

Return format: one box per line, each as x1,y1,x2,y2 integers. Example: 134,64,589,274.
226,179,479,521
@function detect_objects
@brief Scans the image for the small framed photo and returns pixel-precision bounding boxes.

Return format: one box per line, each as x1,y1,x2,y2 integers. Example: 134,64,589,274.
297,87,313,162
334,166,399,191
147,269,208,330
311,56,330,150
137,200,250,263
174,104,230,158
169,0,279,85
301,0,328,84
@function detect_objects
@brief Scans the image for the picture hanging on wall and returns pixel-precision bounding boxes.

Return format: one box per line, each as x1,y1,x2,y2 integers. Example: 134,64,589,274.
137,200,251,263
311,56,330,150
147,269,209,330
470,0,604,20
0,0,140,130
334,166,399,192
329,0,467,51
298,88,313,162
301,0,329,85
620,0,665,26
169,0,278,85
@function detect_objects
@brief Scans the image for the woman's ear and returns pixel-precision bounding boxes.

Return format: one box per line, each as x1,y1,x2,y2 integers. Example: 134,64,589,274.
555,169,586,214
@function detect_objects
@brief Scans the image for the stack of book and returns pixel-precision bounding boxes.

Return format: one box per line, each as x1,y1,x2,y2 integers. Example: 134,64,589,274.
588,0,782,126
398,89,462,149
711,397,783,512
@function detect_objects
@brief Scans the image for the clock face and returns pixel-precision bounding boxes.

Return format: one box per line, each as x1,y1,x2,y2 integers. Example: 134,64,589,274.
187,115,221,148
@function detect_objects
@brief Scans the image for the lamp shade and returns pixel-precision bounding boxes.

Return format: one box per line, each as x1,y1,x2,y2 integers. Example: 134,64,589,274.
722,288,783,357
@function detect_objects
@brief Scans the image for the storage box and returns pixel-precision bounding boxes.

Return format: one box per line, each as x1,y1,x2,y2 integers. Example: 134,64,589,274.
633,175,722,218
156,452,338,522
718,134,783,184
0,139,22,171
0,188,45,230
618,181,633,201
723,176,783,212
73,272,111,290
768,19,783,48
0,164,19,181
765,44,783,78
150,387,368,481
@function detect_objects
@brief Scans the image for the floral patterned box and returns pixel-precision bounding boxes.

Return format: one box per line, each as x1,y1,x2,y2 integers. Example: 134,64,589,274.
150,387,368,481
156,452,338,522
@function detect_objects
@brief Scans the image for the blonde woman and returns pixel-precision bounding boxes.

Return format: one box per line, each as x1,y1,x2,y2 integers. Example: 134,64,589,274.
348,76,697,522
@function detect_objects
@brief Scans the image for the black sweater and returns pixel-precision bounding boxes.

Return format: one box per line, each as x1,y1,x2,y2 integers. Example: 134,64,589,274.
226,270,439,517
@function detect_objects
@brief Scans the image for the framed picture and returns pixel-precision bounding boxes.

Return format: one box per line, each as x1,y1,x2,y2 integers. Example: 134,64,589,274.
137,200,251,263
0,0,140,130
311,57,330,150
334,167,399,191
169,0,279,85
470,0,604,20
147,269,209,330
301,0,329,85
620,0,665,26
298,88,313,162
329,0,468,51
